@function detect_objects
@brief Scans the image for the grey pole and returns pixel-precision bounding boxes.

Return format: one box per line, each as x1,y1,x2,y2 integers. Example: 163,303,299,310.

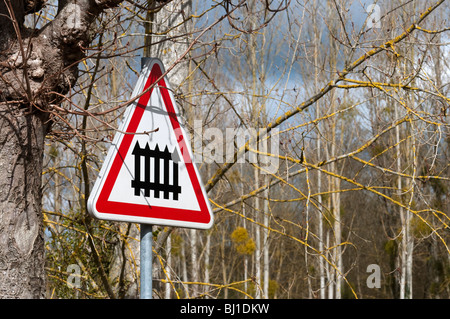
139,57,153,300
140,224,153,299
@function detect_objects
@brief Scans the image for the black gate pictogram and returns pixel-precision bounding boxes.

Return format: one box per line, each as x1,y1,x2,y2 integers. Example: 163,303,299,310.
131,141,181,200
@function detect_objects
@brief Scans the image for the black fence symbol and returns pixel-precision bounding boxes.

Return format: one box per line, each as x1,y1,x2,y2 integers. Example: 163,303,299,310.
131,141,181,200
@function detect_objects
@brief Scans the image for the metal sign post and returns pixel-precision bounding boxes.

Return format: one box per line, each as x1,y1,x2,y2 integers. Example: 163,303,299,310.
140,224,153,299
139,57,152,300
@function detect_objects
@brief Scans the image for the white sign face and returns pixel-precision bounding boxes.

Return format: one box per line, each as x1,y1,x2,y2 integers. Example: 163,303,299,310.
87,58,214,229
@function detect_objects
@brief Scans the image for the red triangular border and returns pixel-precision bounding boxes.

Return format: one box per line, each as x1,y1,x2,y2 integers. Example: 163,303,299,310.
95,62,211,225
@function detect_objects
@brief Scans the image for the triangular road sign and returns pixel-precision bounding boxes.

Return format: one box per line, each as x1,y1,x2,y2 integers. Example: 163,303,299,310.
87,58,214,229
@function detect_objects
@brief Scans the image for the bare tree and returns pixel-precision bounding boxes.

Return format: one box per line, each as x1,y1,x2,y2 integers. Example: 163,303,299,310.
0,0,136,299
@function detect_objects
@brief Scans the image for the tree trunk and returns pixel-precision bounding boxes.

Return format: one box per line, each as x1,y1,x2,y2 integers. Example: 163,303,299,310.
204,230,211,298
190,228,199,296
0,106,48,298
311,3,325,297
254,165,262,299
263,174,269,299
0,0,127,298
164,234,172,299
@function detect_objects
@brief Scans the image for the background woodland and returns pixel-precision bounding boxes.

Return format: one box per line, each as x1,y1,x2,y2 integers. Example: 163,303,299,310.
14,0,449,299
